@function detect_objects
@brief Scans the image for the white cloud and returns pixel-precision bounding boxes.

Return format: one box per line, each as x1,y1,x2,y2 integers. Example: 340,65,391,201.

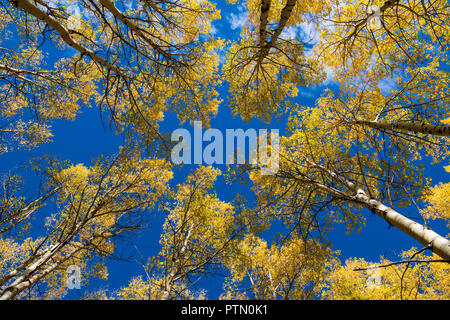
210,23,219,35
298,87,316,98
322,65,336,85
280,26,299,40
227,6,248,30
279,23,320,44
298,22,320,45
378,77,397,95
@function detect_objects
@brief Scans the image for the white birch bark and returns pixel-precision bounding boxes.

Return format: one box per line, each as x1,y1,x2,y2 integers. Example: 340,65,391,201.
351,120,450,137
0,241,86,300
301,165,450,260
160,222,194,300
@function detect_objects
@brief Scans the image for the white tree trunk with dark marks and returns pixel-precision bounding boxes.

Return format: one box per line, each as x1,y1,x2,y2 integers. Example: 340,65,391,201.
351,120,450,137
300,160,450,260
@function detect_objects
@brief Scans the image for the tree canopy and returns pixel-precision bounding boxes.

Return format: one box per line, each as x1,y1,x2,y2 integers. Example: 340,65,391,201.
0,0,448,300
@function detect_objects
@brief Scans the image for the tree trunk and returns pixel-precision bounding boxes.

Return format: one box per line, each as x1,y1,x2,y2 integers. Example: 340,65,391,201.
299,161,450,260
0,242,85,300
351,120,450,137
258,0,297,60
353,189,450,260
259,0,271,48
269,0,297,46
160,222,194,300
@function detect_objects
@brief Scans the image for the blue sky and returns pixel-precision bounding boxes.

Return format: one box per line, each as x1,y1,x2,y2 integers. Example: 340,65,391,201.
0,0,448,299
